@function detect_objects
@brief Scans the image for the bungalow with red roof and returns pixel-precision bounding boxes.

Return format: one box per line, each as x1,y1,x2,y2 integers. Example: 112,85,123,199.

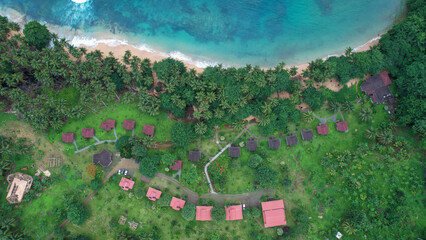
170,197,186,211
119,177,134,191
196,206,213,221
225,205,243,221
62,133,74,143
123,120,135,130
317,124,329,135
336,121,348,132
82,128,94,138
170,160,182,171
146,187,162,201
143,125,155,136
262,200,287,228
100,119,116,131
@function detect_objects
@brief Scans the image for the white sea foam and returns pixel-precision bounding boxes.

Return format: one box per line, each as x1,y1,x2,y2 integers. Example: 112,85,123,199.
353,36,382,52
70,36,218,68
71,0,89,3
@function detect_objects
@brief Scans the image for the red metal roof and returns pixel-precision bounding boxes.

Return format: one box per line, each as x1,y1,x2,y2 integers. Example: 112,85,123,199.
143,125,155,136
123,119,135,130
225,205,243,221
82,128,94,138
146,187,162,201
100,119,116,131
62,133,74,143
169,160,183,171
262,200,287,228
170,197,186,211
316,125,329,135
196,206,212,221
119,177,134,191
336,121,348,132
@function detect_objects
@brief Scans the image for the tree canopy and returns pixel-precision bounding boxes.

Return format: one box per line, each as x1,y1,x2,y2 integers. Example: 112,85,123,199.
23,21,51,50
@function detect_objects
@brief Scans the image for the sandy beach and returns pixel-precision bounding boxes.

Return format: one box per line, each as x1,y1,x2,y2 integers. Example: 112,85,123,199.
91,35,381,74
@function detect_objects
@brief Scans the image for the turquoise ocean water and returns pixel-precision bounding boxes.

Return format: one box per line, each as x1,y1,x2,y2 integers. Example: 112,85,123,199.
0,0,403,67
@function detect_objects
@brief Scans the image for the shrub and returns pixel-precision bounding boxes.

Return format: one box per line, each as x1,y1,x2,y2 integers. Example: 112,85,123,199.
157,193,172,207
211,207,226,221
182,202,196,221
67,202,89,225
248,154,263,168
90,178,102,191
23,20,51,50
134,187,146,199
115,136,132,158
161,154,176,166
183,166,198,185
255,166,278,188
245,207,261,219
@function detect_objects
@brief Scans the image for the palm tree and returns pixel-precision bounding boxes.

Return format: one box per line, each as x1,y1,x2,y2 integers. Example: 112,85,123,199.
342,101,355,113
328,101,340,113
359,108,373,122
194,122,207,136
377,130,394,145
364,128,376,140
141,135,153,148
289,67,298,77
193,109,202,119
258,115,271,126
303,111,315,123
232,121,245,131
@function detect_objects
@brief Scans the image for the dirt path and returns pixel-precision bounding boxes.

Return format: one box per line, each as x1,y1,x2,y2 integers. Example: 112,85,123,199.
150,141,174,149
201,189,275,207
147,173,274,207
103,158,139,184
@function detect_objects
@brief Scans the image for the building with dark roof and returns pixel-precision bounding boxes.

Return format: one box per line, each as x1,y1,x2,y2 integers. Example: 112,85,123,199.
286,135,298,146
170,160,183,171
360,71,392,104
123,120,135,130
62,133,74,143
246,140,258,151
93,149,112,167
301,129,314,141
143,125,155,136
101,119,116,131
229,147,241,158
82,128,94,138
317,124,329,135
268,138,281,149
336,121,348,132
189,150,201,162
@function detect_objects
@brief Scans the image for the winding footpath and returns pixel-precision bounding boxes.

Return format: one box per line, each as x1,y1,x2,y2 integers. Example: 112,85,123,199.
204,123,257,193
204,143,231,193
74,128,119,154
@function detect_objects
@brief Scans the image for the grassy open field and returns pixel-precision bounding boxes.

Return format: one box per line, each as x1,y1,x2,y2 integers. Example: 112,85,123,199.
1,95,423,239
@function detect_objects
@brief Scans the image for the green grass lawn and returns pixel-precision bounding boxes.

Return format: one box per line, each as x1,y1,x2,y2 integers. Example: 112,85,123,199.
47,103,174,155
3,98,423,239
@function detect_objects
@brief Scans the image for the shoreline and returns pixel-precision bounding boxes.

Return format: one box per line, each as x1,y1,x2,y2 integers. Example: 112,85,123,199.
1,6,382,73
